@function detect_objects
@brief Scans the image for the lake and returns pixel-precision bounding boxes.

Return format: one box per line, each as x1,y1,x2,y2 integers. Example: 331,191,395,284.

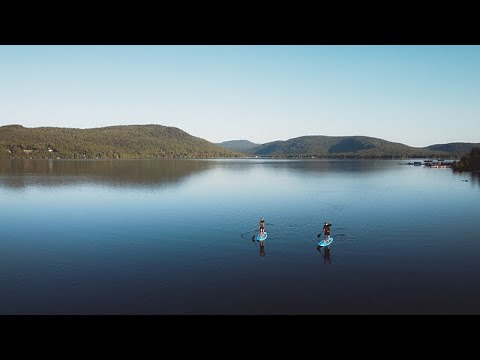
1,158,479,314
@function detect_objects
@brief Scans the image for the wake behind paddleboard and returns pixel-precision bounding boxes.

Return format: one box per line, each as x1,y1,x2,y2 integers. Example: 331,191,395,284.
318,237,333,247
256,232,268,241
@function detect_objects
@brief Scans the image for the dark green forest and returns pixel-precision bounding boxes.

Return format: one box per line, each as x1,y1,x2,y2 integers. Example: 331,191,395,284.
452,147,480,171
0,125,243,159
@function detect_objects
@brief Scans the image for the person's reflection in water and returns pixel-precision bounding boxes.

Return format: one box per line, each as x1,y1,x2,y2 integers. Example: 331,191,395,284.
251,234,266,257
259,241,266,257
317,245,331,264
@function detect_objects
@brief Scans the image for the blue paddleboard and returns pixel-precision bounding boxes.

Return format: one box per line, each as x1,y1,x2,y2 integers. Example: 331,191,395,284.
256,232,268,241
318,237,333,247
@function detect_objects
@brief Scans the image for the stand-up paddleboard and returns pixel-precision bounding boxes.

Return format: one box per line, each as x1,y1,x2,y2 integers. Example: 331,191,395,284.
256,232,268,241
318,237,333,247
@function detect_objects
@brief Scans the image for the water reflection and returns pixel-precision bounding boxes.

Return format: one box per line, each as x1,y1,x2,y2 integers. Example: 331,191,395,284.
246,229,266,257
317,245,332,264
209,158,400,175
259,241,266,257
0,159,214,189
1,157,480,314
451,169,480,189
0,158,435,191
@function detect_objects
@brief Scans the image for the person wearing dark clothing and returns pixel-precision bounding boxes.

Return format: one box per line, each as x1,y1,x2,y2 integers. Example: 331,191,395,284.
259,217,265,236
323,222,332,237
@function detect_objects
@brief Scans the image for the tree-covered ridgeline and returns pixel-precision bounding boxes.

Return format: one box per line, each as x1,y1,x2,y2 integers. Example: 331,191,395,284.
245,136,477,159
2,124,478,160
0,125,244,159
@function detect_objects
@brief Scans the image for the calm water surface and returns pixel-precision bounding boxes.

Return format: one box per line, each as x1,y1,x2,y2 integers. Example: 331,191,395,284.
1,159,479,314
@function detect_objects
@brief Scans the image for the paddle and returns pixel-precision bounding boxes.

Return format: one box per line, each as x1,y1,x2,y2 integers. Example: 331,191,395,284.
317,231,323,238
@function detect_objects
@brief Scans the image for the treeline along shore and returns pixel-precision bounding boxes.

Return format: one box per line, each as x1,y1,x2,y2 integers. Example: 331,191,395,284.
1,124,479,163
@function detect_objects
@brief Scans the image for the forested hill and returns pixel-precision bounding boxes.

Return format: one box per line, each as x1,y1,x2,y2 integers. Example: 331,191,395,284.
426,143,480,155
0,125,243,159
248,135,455,158
216,140,259,153
2,124,476,160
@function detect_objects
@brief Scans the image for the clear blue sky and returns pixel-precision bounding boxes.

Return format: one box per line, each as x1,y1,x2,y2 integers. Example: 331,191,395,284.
0,45,479,147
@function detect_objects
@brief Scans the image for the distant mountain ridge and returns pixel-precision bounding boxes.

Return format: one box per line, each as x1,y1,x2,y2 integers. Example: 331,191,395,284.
0,124,243,159
219,136,480,158
216,140,259,153
426,143,480,154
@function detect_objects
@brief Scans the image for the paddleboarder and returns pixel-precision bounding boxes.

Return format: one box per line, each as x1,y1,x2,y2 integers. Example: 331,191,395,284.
322,221,332,239
259,217,265,236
